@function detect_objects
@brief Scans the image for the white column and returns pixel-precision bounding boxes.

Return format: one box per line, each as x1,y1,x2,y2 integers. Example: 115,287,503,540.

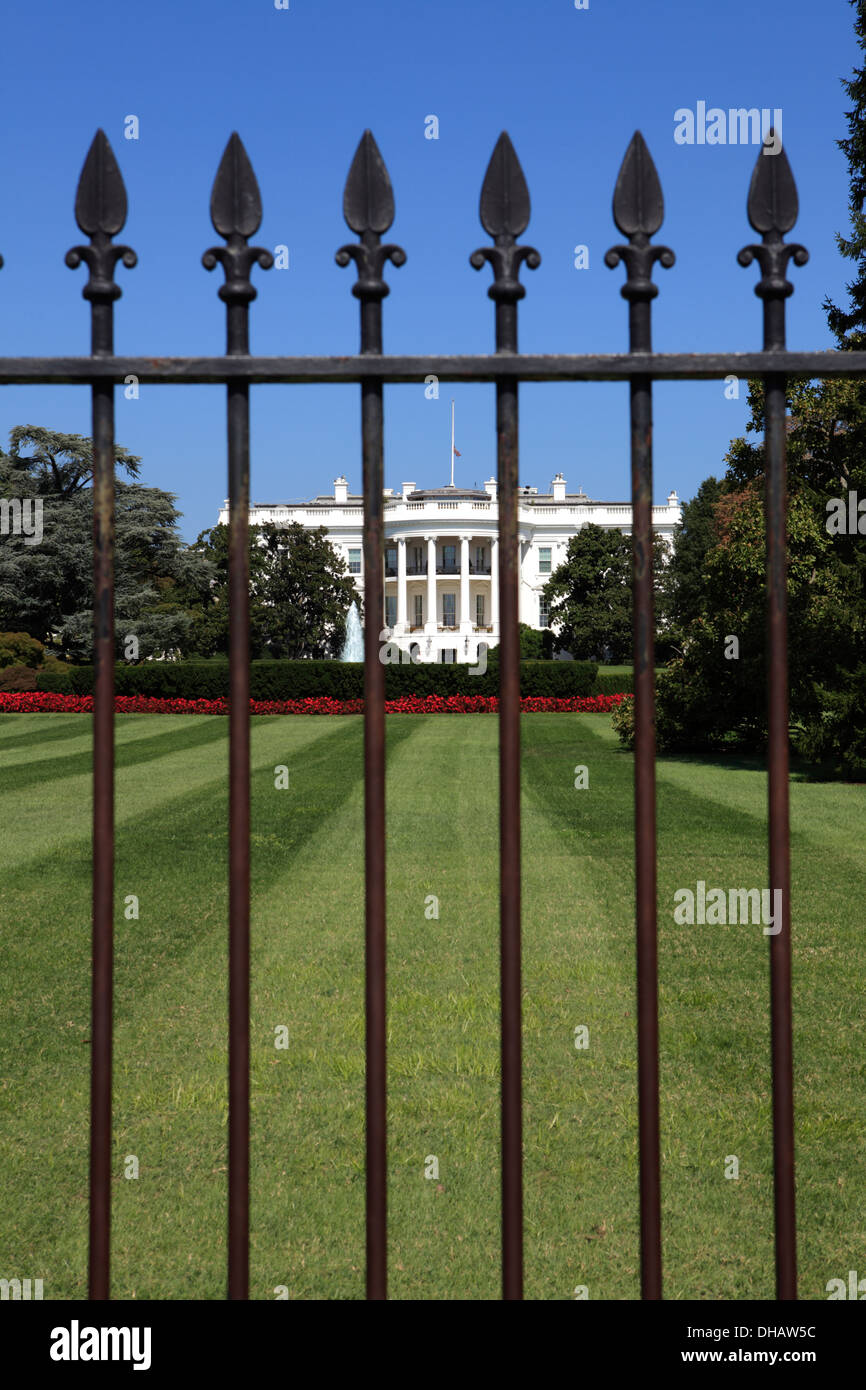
425,535,437,632
396,537,407,632
491,536,499,634
460,535,471,631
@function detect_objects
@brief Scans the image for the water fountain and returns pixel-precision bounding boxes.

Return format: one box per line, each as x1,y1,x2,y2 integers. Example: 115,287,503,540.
339,600,364,661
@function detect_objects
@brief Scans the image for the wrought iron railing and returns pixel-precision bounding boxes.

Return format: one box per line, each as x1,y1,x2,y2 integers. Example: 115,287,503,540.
2,119,859,1303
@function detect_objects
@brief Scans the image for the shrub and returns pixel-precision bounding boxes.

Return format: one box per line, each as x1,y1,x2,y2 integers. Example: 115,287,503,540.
611,694,635,746
34,667,74,693
793,666,866,780
595,668,634,695
0,632,44,670
34,656,598,701
0,663,40,692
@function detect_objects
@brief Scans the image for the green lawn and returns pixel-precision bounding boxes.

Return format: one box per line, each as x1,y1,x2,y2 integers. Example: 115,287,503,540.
0,711,864,1300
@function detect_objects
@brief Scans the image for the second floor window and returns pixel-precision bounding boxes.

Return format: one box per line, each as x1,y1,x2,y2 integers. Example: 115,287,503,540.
385,546,397,572
442,544,456,570
348,548,361,574
538,546,552,574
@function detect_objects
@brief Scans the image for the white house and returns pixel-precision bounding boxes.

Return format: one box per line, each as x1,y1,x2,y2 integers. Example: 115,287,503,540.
217,475,681,664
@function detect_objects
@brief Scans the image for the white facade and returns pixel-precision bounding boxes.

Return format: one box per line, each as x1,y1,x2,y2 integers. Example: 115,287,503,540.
217,474,681,664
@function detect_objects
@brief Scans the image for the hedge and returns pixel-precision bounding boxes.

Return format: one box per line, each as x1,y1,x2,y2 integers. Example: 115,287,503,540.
36,656,598,700
594,668,634,695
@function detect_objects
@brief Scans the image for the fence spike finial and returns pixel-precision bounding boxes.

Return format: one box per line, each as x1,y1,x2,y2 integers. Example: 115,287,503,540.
210,131,265,240
605,132,674,352
342,129,396,236
470,132,540,352
66,129,137,354
202,133,273,354
336,131,406,353
738,132,808,350
479,131,531,239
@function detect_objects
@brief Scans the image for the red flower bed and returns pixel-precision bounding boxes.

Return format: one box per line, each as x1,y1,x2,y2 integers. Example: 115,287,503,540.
0,691,626,717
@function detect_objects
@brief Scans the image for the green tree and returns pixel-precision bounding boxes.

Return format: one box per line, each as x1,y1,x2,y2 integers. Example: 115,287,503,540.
2,424,141,496
667,476,725,629
0,427,206,660
258,522,358,659
180,521,357,660
654,2,866,773
542,523,668,663
646,487,845,754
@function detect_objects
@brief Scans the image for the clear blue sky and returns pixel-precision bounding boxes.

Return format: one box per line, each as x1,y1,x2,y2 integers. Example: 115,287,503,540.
0,0,859,539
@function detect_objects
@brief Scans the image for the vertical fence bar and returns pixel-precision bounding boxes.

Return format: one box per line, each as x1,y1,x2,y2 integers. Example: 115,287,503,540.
764,372,796,1299
88,374,115,1302
226,374,251,1301
738,132,807,1300
66,131,136,1301
606,132,674,1300
337,131,405,1300
361,367,387,1301
203,133,273,1299
630,371,661,1300
497,370,523,1300
471,133,539,1300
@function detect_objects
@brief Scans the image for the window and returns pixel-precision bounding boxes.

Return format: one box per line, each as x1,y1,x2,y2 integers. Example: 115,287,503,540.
385,595,397,629
476,593,485,626
385,546,397,574
442,593,456,627
348,548,361,575
538,546,551,574
414,593,423,627
474,545,486,570
443,543,456,570
440,648,457,664
412,545,423,570
539,597,550,628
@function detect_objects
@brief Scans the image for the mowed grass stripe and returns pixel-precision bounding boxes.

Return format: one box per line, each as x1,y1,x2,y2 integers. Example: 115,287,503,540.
0,713,399,1299
0,713,312,869
520,713,642,1300
651,740,866,1298
0,711,863,1301
0,716,234,793
522,716,866,1300
0,713,209,765
0,713,99,754
248,713,503,1300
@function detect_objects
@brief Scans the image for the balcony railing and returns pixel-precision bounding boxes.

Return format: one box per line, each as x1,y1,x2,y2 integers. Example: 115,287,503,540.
469,562,491,574
406,563,427,575
436,562,460,574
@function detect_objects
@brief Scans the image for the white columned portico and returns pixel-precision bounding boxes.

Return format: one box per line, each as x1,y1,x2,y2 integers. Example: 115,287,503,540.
425,535,437,633
491,536,499,634
396,537,407,632
459,534,471,632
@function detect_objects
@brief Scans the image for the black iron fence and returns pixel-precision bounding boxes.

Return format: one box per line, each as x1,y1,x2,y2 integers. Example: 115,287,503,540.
3,122,864,1301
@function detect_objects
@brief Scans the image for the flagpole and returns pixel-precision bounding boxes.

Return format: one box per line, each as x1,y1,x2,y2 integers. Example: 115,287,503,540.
450,398,455,487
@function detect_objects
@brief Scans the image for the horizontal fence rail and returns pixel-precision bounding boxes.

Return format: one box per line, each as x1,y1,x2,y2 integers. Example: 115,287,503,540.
2,117,853,1301
0,351,865,383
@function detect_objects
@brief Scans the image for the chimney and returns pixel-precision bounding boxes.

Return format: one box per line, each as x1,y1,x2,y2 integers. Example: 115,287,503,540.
402,481,416,499
334,475,348,504
668,488,679,507
551,472,566,501
485,476,497,500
